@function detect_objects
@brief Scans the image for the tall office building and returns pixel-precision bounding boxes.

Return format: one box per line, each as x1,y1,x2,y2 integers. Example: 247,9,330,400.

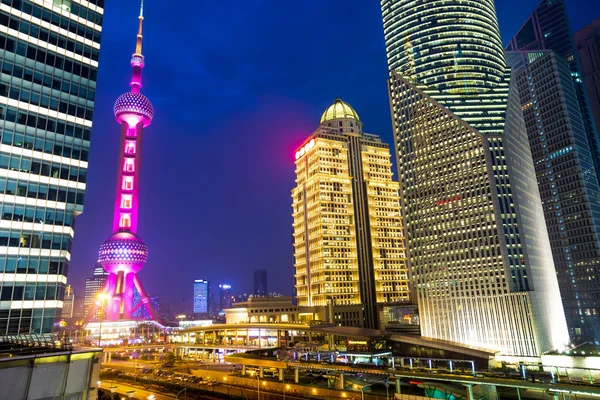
60,285,74,319
382,0,569,355
193,279,209,315
506,49,600,342
0,1,103,334
253,269,267,296
83,264,108,318
292,99,410,330
506,1,600,342
506,0,600,187
219,284,232,311
576,19,600,141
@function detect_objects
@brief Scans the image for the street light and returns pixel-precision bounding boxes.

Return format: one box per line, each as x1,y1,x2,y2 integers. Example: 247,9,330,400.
176,383,187,399
96,293,108,347
250,371,260,400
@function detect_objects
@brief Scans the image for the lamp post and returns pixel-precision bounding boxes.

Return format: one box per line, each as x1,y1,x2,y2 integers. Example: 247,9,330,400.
176,383,187,399
97,293,108,347
250,371,260,400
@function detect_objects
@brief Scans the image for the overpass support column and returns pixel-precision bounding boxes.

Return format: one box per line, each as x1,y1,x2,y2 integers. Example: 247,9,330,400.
259,366,264,378
107,352,111,363
482,384,498,400
279,369,284,381
396,378,401,394
465,384,474,400
277,330,281,347
339,373,344,390
242,365,246,376
552,393,559,400
294,367,299,383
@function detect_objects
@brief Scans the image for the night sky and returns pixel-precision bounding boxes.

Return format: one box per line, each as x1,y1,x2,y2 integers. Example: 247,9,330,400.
69,0,600,304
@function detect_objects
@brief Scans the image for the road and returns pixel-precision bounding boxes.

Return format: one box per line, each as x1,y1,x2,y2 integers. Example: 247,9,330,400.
99,381,173,400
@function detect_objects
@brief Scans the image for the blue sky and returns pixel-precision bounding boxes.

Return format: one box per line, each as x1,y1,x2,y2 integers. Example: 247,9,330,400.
69,0,600,303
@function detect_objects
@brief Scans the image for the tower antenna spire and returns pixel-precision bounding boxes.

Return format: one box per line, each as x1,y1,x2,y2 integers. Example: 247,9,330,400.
134,0,144,56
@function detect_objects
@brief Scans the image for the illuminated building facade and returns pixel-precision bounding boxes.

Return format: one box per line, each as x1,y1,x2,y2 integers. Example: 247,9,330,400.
506,50,600,341
506,0,600,191
60,285,74,319
506,0,600,342
382,0,569,355
194,279,209,315
83,264,108,318
86,2,157,322
292,99,410,330
0,0,103,334
219,284,232,311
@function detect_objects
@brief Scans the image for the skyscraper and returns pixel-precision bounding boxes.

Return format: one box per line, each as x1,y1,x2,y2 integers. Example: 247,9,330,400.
506,49,600,342
292,99,410,330
382,0,569,355
193,280,209,315
0,1,103,334
84,264,108,318
61,285,74,319
506,0,600,186
219,284,232,311
576,19,600,141
86,1,157,322
253,269,268,296
506,0,600,342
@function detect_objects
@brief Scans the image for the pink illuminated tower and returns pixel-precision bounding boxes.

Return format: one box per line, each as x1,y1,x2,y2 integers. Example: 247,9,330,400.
88,1,158,322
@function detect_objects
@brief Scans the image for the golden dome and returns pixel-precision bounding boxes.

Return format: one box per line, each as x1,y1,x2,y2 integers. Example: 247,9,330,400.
320,98,360,123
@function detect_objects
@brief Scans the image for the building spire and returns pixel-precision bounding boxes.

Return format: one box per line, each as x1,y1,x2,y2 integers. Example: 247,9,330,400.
134,0,144,56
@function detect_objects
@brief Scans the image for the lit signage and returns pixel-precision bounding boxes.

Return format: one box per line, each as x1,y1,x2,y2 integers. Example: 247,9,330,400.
295,139,316,160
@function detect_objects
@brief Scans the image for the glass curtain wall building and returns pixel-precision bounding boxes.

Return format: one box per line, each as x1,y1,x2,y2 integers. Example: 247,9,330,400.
506,0,600,192
382,0,569,355
292,99,410,329
506,0,600,342
193,279,209,315
0,0,103,334
506,50,600,342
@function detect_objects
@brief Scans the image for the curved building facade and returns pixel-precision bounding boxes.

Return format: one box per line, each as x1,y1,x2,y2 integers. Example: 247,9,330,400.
382,0,505,93
382,0,569,355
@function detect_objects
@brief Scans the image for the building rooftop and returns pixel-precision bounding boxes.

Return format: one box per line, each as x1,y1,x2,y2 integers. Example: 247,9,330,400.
320,98,360,123
0,334,100,359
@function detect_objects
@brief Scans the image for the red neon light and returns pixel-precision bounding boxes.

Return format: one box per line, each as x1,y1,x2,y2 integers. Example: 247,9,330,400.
437,195,461,206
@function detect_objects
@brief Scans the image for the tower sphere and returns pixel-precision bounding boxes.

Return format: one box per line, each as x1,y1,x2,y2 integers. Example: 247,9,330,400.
320,98,360,123
114,92,154,127
98,231,148,274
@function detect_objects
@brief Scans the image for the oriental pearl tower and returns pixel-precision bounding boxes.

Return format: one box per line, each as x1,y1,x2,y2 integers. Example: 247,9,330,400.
88,1,158,322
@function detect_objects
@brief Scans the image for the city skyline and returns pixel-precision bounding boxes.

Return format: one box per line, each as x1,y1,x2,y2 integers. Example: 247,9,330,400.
67,0,600,303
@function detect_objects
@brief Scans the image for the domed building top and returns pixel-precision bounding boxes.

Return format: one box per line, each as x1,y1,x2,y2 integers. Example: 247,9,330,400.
320,98,360,124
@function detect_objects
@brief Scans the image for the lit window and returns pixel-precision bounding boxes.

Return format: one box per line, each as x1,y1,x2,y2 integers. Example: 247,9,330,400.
124,140,136,155
124,158,135,172
119,213,131,228
122,176,134,190
121,194,132,209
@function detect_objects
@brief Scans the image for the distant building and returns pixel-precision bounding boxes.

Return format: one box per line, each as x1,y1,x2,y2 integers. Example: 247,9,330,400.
193,280,209,315
84,265,109,318
253,270,268,296
292,99,410,330
575,19,600,141
61,286,75,319
132,292,160,320
219,284,232,311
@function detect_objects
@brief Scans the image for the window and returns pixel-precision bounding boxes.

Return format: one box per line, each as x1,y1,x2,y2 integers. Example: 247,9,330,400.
122,176,134,190
121,194,132,209
124,140,136,155
119,213,131,228
123,158,135,172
